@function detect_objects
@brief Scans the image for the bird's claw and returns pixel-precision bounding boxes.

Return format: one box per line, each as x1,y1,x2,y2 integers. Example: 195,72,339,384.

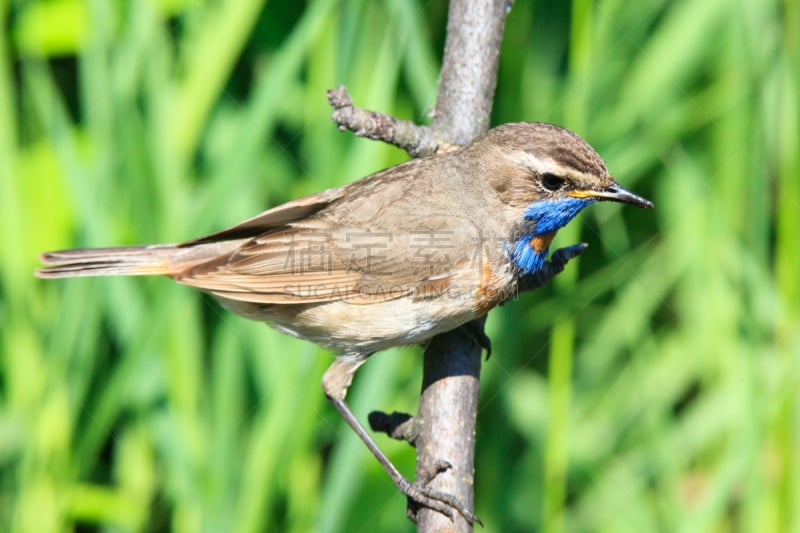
460,320,493,360
414,459,452,486
402,471,484,526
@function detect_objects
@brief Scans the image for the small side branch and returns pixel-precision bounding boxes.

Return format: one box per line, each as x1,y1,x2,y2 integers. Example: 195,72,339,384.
327,86,442,158
517,243,588,293
368,411,420,445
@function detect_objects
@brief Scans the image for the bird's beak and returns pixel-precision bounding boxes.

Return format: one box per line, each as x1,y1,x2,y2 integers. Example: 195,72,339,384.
568,183,654,208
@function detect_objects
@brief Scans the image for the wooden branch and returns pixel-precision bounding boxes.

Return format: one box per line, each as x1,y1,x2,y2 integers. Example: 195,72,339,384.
432,0,513,143
326,1,513,531
416,1,512,531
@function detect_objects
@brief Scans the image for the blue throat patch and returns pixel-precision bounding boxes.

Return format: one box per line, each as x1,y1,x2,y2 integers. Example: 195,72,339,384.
509,197,594,275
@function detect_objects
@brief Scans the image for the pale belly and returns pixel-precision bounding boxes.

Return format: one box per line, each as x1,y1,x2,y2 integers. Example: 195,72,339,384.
220,294,486,355
216,249,517,355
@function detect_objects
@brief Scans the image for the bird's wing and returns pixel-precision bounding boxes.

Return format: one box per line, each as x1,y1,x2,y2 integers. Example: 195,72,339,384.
183,186,349,245
173,156,478,305
175,217,473,305
184,155,441,247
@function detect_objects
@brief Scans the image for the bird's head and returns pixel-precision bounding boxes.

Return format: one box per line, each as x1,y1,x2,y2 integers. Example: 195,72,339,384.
464,122,654,274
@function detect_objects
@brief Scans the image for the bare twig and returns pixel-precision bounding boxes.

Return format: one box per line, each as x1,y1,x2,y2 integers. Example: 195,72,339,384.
327,86,440,158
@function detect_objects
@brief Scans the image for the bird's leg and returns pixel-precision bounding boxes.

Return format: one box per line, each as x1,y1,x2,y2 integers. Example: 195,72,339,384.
322,354,482,525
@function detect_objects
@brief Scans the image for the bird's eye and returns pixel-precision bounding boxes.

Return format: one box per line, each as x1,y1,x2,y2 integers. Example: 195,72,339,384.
541,173,565,191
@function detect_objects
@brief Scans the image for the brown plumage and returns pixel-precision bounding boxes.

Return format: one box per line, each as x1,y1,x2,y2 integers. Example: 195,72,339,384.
37,122,653,521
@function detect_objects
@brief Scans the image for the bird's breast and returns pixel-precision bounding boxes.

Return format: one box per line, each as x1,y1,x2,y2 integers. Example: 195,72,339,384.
473,247,517,315
508,230,558,276
530,231,557,253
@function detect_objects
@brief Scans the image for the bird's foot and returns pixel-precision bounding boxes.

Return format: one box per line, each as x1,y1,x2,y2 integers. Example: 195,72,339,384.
403,461,483,526
325,359,482,526
459,319,492,360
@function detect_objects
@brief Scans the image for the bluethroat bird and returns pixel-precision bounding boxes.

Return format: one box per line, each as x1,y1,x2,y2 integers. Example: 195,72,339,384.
38,122,653,521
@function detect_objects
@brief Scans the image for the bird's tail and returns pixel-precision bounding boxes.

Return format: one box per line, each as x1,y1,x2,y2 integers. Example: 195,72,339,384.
37,244,181,278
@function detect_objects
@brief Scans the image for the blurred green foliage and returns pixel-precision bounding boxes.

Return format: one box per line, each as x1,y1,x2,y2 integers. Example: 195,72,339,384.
1,0,798,531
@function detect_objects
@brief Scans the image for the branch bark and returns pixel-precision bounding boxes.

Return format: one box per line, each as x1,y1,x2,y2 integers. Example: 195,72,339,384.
431,0,511,143
328,1,513,531
415,2,512,531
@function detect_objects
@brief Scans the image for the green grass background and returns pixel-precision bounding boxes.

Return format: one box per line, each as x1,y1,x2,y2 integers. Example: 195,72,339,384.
2,0,798,531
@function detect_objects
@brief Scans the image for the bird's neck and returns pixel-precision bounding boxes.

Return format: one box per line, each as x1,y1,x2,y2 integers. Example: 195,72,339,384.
509,197,594,275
